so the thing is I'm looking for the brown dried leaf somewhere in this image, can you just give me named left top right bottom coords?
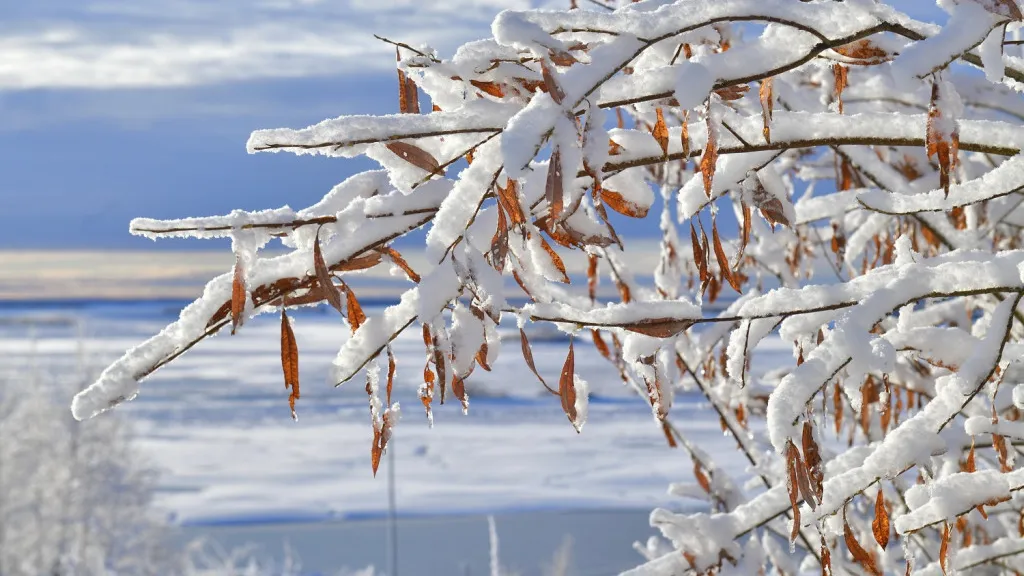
left=541, top=59, right=565, bottom=105
left=994, top=433, right=1012, bottom=472
left=599, top=188, right=649, bottom=218
left=690, top=222, right=708, bottom=284
left=802, top=422, right=823, bottom=501
left=497, top=178, right=526, bottom=226
left=452, top=374, right=468, bottom=412
left=231, top=255, right=246, bottom=334
left=759, top=77, right=773, bottom=143
left=845, top=510, right=882, bottom=576
left=386, top=345, right=396, bottom=406
left=751, top=176, right=791, bottom=228
left=714, top=84, right=748, bottom=101
left=559, top=338, right=579, bottom=431
left=699, top=117, right=718, bottom=198
left=592, top=329, right=611, bottom=360
left=966, top=437, right=976, bottom=473
left=539, top=236, right=571, bottom=283
left=618, top=318, right=693, bottom=338
left=873, top=488, right=890, bottom=550
left=314, top=234, right=345, bottom=315
left=821, top=537, right=833, bottom=576
left=587, top=254, right=599, bottom=302
left=652, top=108, right=669, bottom=157
left=381, top=247, right=421, bottom=283
left=786, top=443, right=801, bottom=543
left=345, top=284, right=366, bottom=334
left=789, top=441, right=816, bottom=511
left=940, top=522, right=950, bottom=575
left=336, top=252, right=384, bottom=272
left=491, top=204, right=509, bottom=273
left=546, top=148, right=564, bottom=221
left=281, top=308, right=300, bottom=420
left=397, top=54, right=420, bottom=114
left=386, top=141, right=442, bottom=176
left=712, top=218, right=740, bottom=292
left=834, top=39, right=895, bottom=64
left=521, top=328, right=558, bottom=395
left=693, top=459, right=711, bottom=493
left=832, top=64, right=848, bottom=114
left=661, top=420, right=678, bottom=447
left=470, top=79, right=505, bottom=98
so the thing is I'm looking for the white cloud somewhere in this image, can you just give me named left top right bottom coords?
left=0, top=0, right=536, bottom=90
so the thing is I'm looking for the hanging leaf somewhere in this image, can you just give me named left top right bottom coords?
left=452, top=374, right=469, bottom=412
left=834, top=39, right=894, bottom=64
left=786, top=442, right=802, bottom=543
left=470, top=79, right=505, bottom=98
left=821, top=536, right=833, bottom=576
left=844, top=508, right=882, bottom=576
left=661, top=420, right=678, bottom=447
left=681, top=110, right=691, bottom=160
left=559, top=337, right=580, bottom=431
left=345, top=284, right=366, bottom=334
left=281, top=308, right=300, bottom=420
left=832, top=64, right=848, bottom=114
left=872, top=488, right=890, bottom=550
left=337, top=251, right=384, bottom=272
left=396, top=49, right=420, bottom=114
left=940, top=521, right=950, bottom=575
left=587, top=253, right=599, bottom=302
left=759, top=77, right=774, bottom=143
left=380, top=247, right=421, bottom=283
left=592, top=329, right=611, bottom=360
left=652, top=108, right=670, bottom=157
left=699, top=115, right=718, bottom=198
left=539, top=236, right=571, bottom=283
left=386, top=142, right=442, bottom=176
left=314, top=233, right=345, bottom=315
left=926, top=81, right=959, bottom=198
left=712, top=217, right=740, bottom=292
left=231, top=255, right=246, bottom=335
left=386, top=345, right=396, bottom=406
left=693, top=458, right=712, bottom=493
left=521, top=328, right=558, bottom=395
left=802, top=422, right=823, bottom=501
left=966, top=437, right=976, bottom=472
left=497, top=178, right=526, bottom=226
left=541, top=59, right=565, bottom=105
left=546, top=148, right=564, bottom=221
left=599, top=188, right=649, bottom=218
left=751, top=176, right=791, bottom=228
left=490, top=204, right=509, bottom=273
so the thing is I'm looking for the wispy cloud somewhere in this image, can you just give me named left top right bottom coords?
left=0, top=0, right=535, bottom=90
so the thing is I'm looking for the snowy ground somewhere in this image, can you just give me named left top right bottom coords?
left=0, top=300, right=792, bottom=574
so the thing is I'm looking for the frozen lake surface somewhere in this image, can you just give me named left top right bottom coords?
left=0, top=299, right=789, bottom=574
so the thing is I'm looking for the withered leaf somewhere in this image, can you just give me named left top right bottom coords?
left=281, top=308, right=300, bottom=420
left=386, top=345, right=396, bottom=406
left=789, top=441, right=816, bottom=511
left=490, top=204, right=509, bottom=273
left=681, top=110, right=691, bottom=161
left=521, top=328, right=558, bottom=395
left=620, top=318, right=693, bottom=338
left=652, top=108, right=670, bottom=157
left=231, top=255, right=246, bottom=334
left=587, top=253, right=599, bottom=302
left=873, top=488, right=890, bottom=550
left=845, top=509, right=882, bottom=576
left=714, top=84, right=748, bottom=101
left=559, top=337, right=579, bottom=431
left=759, top=77, right=773, bottom=143
left=661, top=420, right=678, bottom=447
left=546, top=148, right=564, bottom=221
left=498, top=178, right=526, bottom=226
left=786, top=442, right=802, bottom=543
left=397, top=52, right=420, bottom=114
left=833, top=64, right=848, bottom=114
left=381, top=247, right=421, bottom=283
left=345, top=284, right=366, bottom=334
left=592, top=329, right=611, bottom=360
left=693, top=459, right=711, bottom=493
left=712, top=218, right=740, bottom=292
left=940, top=521, right=950, bottom=575
left=699, top=115, right=718, bottom=198
left=752, top=176, right=791, bottom=228
left=314, top=233, right=345, bottom=315
left=470, top=79, right=505, bottom=98
left=966, top=437, right=976, bottom=473
left=600, top=188, right=649, bottom=218
left=541, top=59, right=565, bottom=105
left=834, top=39, right=894, bottom=64
left=539, top=235, right=571, bottom=283
left=977, top=0, right=1023, bottom=21
left=386, top=142, right=442, bottom=176
left=690, top=222, right=708, bottom=284
left=336, top=251, right=384, bottom=272
left=452, top=374, right=468, bottom=412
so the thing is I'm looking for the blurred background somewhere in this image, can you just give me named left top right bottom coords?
left=0, top=0, right=943, bottom=574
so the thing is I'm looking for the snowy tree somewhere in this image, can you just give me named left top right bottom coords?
left=0, top=338, right=172, bottom=575
left=72, top=0, right=1024, bottom=573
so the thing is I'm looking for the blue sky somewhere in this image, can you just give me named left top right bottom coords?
left=0, top=0, right=943, bottom=249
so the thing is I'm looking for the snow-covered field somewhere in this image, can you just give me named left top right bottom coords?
left=0, top=300, right=791, bottom=574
